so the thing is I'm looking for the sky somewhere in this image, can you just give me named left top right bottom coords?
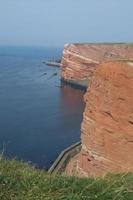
left=0, top=0, right=133, bottom=47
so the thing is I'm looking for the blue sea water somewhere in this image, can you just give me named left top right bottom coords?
left=0, top=46, right=85, bottom=169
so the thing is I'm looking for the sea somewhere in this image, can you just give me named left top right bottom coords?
left=0, top=46, right=85, bottom=169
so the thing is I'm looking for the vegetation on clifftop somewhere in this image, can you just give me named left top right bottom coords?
left=0, top=156, right=133, bottom=200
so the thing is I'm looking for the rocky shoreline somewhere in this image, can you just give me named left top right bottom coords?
left=42, top=59, right=61, bottom=67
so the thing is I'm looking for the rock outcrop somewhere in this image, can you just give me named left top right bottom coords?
left=73, top=61, right=133, bottom=177
left=61, top=44, right=133, bottom=88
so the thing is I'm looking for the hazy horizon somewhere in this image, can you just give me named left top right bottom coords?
left=0, top=0, right=133, bottom=47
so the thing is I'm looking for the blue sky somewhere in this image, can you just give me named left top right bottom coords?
left=0, top=0, right=133, bottom=47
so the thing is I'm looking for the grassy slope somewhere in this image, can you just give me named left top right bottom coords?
left=0, top=157, right=133, bottom=200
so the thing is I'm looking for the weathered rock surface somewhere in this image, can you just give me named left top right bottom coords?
left=61, top=44, right=133, bottom=88
left=73, top=61, right=133, bottom=177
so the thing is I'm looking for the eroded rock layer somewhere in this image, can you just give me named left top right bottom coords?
left=77, top=61, right=133, bottom=177
left=61, top=44, right=133, bottom=87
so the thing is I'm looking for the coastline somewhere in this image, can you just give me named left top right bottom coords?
left=61, top=78, right=87, bottom=91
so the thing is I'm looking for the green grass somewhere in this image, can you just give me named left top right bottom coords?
left=0, top=156, right=133, bottom=200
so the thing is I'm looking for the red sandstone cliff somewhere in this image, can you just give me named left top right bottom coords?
left=70, top=61, right=133, bottom=177
left=61, top=44, right=133, bottom=87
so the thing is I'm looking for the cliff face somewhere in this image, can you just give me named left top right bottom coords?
left=61, top=44, right=133, bottom=88
left=76, top=61, right=133, bottom=177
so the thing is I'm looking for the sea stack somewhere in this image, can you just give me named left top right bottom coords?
left=72, top=61, right=133, bottom=177
left=61, top=44, right=133, bottom=88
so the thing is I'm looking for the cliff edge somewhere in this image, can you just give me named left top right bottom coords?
left=61, top=43, right=133, bottom=88
left=66, top=61, right=133, bottom=177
